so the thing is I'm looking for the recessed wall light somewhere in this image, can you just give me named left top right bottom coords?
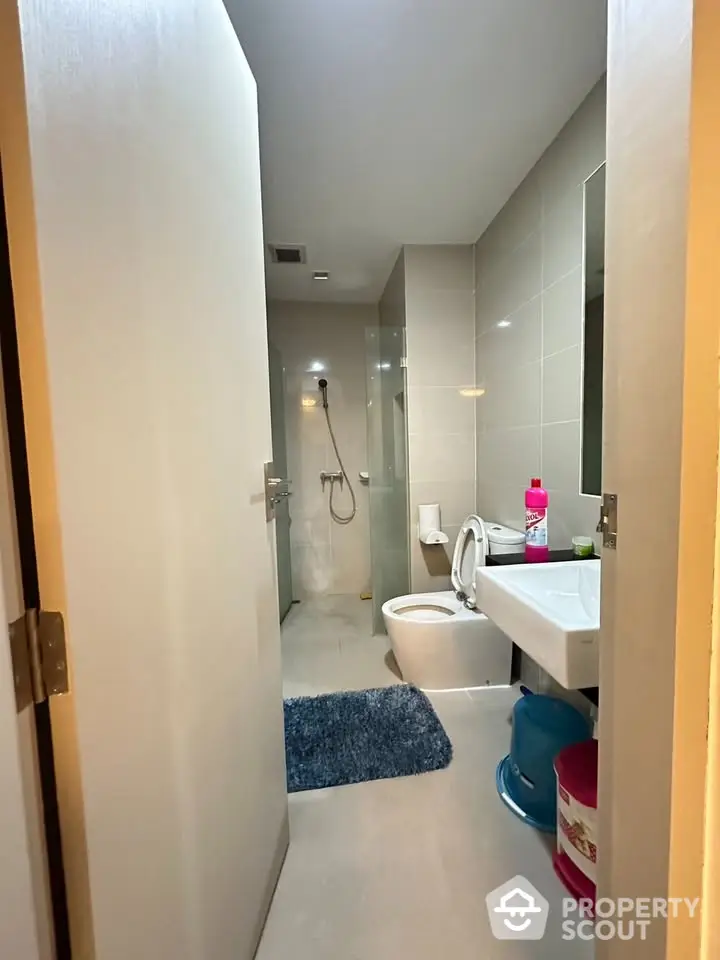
left=313, top=271, right=330, bottom=281
left=497, top=319, right=512, bottom=329
left=459, top=388, right=486, bottom=398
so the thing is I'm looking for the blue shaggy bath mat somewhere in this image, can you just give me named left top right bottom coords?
left=284, top=684, right=453, bottom=793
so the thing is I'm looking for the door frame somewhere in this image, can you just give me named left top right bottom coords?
left=599, top=1, right=720, bottom=958
left=0, top=167, right=71, bottom=958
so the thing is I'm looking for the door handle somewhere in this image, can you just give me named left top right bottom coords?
left=264, top=462, right=293, bottom=521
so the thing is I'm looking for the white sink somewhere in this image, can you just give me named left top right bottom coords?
left=475, top=560, right=600, bottom=689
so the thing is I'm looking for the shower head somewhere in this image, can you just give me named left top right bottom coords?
left=318, top=378, right=328, bottom=408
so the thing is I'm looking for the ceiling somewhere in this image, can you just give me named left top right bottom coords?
left=227, top=0, right=607, bottom=304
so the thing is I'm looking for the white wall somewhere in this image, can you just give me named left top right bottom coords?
left=474, top=80, right=606, bottom=546
left=2, top=1, right=288, bottom=956
left=267, top=301, right=376, bottom=598
left=404, top=245, right=476, bottom=592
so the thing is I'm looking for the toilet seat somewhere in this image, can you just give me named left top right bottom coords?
left=383, top=591, right=475, bottom=624
left=450, top=515, right=487, bottom=608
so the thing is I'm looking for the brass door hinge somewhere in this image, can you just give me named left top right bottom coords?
left=596, top=492, right=618, bottom=549
left=9, top=610, right=69, bottom=713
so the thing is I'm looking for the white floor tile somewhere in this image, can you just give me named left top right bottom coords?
left=259, top=595, right=593, bottom=959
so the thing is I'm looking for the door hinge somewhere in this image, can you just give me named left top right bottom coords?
left=9, top=609, right=69, bottom=713
left=596, top=492, right=618, bottom=549
left=400, top=357, right=408, bottom=369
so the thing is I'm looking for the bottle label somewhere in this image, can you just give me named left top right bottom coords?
left=525, top=507, right=548, bottom=547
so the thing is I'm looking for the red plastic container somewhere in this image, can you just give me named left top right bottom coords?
left=525, top=478, right=549, bottom=562
left=553, top=739, right=599, bottom=911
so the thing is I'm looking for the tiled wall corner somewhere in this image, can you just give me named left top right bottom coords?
left=404, top=244, right=476, bottom=592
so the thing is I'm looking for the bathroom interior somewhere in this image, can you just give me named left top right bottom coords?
left=243, top=2, right=609, bottom=954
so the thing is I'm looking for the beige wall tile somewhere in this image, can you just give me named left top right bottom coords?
left=542, top=184, right=584, bottom=287
left=410, top=523, right=460, bottom=593
left=475, top=80, right=605, bottom=551
left=476, top=296, right=542, bottom=375
left=405, top=288, right=475, bottom=386
left=409, top=480, right=476, bottom=527
left=546, top=490, right=600, bottom=548
left=481, top=359, right=541, bottom=430
left=482, top=167, right=543, bottom=261
left=542, top=345, right=582, bottom=423
left=407, top=386, right=476, bottom=436
left=382, top=245, right=475, bottom=608
left=478, top=426, right=541, bottom=492
left=474, top=279, right=499, bottom=337
left=404, top=244, right=475, bottom=291
left=542, top=267, right=583, bottom=356
left=473, top=229, right=497, bottom=291
left=408, top=432, right=475, bottom=484
left=484, top=229, right=542, bottom=322
left=477, top=482, right=527, bottom=533
left=379, top=251, right=406, bottom=327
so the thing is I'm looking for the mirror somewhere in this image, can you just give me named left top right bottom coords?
left=581, top=163, right=605, bottom=497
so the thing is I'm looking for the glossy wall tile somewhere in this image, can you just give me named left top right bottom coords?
left=403, top=245, right=476, bottom=593
left=474, top=79, right=606, bottom=546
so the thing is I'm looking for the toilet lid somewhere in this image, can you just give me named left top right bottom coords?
left=451, top=515, right=486, bottom=608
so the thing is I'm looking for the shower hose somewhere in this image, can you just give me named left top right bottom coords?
left=323, top=404, right=357, bottom=524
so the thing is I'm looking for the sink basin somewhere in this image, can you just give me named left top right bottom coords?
left=475, top=560, right=600, bottom=689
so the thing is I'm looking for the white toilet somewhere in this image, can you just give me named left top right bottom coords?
left=382, top=517, right=523, bottom=691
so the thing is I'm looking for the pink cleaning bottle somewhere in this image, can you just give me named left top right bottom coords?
left=525, top=477, right=549, bottom=562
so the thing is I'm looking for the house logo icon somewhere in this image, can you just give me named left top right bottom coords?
left=485, top=875, right=550, bottom=940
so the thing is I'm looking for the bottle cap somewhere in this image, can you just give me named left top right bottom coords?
left=531, top=477, right=542, bottom=488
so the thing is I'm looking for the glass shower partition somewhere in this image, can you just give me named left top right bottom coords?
left=268, top=341, right=294, bottom=622
left=365, top=326, right=410, bottom=633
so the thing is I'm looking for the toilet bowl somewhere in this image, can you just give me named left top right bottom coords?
left=382, top=517, right=522, bottom=691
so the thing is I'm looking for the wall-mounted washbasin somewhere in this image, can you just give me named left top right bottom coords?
left=475, top=560, right=600, bottom=689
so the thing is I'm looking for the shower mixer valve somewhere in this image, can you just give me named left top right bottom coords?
left=320, top=471, right=344, bottom=490
left=317, top=379, right=357, bottom=523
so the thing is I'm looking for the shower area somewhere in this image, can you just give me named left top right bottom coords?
left=365, top=326, right=410, bottom=632
left=266, top=301, right=409, bottom=645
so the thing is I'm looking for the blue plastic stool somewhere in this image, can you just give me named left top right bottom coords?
left=497, top=690, right=592, bottom=832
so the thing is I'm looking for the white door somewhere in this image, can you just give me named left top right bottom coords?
left=598, top=2, right=717, bottom=959
left=1, top=1, right=289, bottom=958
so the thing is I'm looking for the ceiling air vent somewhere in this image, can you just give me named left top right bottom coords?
left=267, top=243, right=307, bottom=265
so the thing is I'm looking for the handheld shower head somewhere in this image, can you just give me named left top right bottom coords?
left=318, top=378, right=328, bottom=408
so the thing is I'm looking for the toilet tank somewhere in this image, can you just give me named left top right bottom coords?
left=486, top=522, right=524, bottom=555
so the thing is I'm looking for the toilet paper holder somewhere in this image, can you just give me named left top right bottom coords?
left=418, top=529, right=450, bottom=545
left=417, top=503, right=449, bottom=545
